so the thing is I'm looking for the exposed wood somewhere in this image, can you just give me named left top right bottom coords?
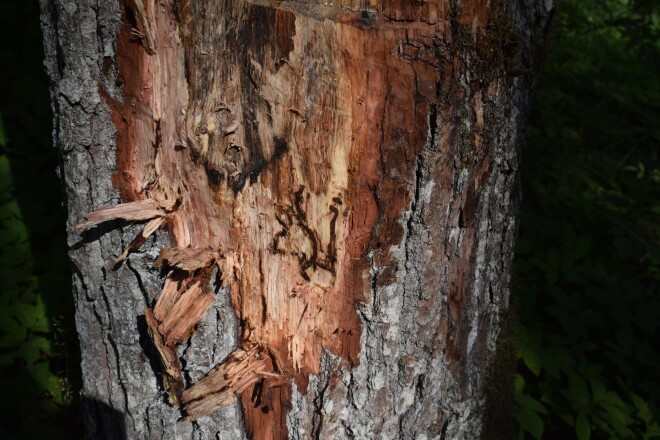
left=152, top=274, right=185, bottom=321
left=74, top=198, right=171, bottom=230
left=145, top=307, right=184, bottom=406
left=126, top=0, right=157, bottom=55
left=155, top=247, right=220, bottom=272
left=182, top=346, right=287, bottom=420
left=41, top=0, right=553, bottom=437
left=85, top=0, right=523, bottom=435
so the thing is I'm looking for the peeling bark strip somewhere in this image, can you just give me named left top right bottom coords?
left=43, top=0, right=551, bottom=437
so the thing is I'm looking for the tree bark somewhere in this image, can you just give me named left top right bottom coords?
left=40, top=0, right=552, bottom=438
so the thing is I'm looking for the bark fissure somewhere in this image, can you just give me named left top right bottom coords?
left=107, top=331, right=138, bottom=431
left=309, top=358, right=330, bottom=440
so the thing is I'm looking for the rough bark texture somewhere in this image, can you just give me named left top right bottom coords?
left=40, top=0, right=552, bottom=438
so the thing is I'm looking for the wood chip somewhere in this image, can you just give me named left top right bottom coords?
left=158, top=281, right=215, bottom=345
left=153, top=275, right=182, bottom=322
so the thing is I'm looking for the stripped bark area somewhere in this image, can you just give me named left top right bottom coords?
left=54, top=0, right=552, bottom=437
left=89, top=0, right=490, bottom=435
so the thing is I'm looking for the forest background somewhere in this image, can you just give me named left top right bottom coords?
left=0, top=0, right=657, bottom=439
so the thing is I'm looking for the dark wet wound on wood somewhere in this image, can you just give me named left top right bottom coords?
left=76, top=0, right=491, bottom=438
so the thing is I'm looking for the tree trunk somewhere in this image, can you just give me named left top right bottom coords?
left=40, top=0, right=552, bottom=438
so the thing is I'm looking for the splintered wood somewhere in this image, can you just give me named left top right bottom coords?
left=145, top=308, right=183, bottom=405
left=155, top=247, right=220, bottom=272
left=115, top=217, right=165, bottom=265
left=182, top=346, right=286, bottom=420
left=75, top=199, right=169, bottom=230
left=86, top=0, right=493, bottom=437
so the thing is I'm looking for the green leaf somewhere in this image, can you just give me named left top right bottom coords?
left=27, top=361, right=63, bottom=404
left=14, top=296, right=50, bottom=332
left=565, top=372, right=590, bottom=407
left=516, top=407, right=545, bottom=439
left=589, top=376, right=607, bottom=402
left=517, top=394, right=548, bottom=415
left=631, top=393, right=652, bottom=424
left=599, top=391, right=632, bottom=426
left=574, top=236, right=592, bottom=258
left=576, top=411, right=591, bottom=440
left=0, top=316, right=27, bottom=350
left=520, top=348, right=542, bottom=377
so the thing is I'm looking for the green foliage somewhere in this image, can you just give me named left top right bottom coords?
left=515, top=0, right=660, bottom=438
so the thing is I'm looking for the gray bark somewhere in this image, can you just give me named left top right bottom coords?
left=39, top=2, right=244, bottom=438
left=40, top=0, right=553, bottom=438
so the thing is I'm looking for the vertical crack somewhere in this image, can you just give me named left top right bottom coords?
left=126, top=257, right=151, bottom=306
left=310, top=360, right=331, bottom=440
left=110, top=335, right=137, bottom=431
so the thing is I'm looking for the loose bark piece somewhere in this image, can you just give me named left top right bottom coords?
left=155, top=247, right=219, bottom=272
left=145, top=308, right=184, bottom=406
left=114, top=216, right=166, bottom=265
left=75, top=199, right=166, bottom=230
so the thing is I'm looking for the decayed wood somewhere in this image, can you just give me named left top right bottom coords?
left=42, top=0, right=552, bottom=436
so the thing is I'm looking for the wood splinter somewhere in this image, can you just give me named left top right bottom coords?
left=75, top=198, right=172, bottom=230
left=145, top=266, right=218, bottom=405
left=114, top=217, right=165, bottom=265
left=144, top=246, right=242, bottom=408
left=182, top=345, right=287, bottom=420
left=145, top=307, right=183, bottom=405
left=75, top=197, right=179, bottom=267
left=145, top=245, right=286, bottom=420
left=155, top=246, right=221, bottom=272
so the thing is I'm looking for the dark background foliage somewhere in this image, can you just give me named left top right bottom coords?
left=0, top=1, right=657, bottom=439
left=514, top=0, right=659, bottom=438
